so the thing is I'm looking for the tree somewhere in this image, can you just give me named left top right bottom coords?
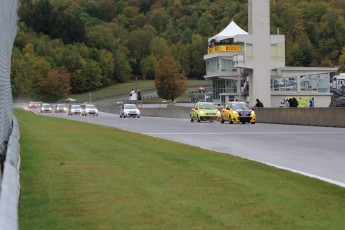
left=154, top=56, right=187, bottom=102
left=23, top=0, right=53, bottom=35
left=186, top=34, right=207, bottom=78
left=148, top=8, right=169, bottom=33
left=337, top=47, right=345, bottom=73
left=70, top=59, right=102, bottom=93
left=49, top=10, right=86, bottom=44
left=61, top=44, right=84, bottom=72
left=149, top=37, right=170, bottom=59
left=81, top=59, right=102, bottom=90
left=23, top=0, right=86, bottom=44
left=140, top=55, right=157, bottom=80
left=86, top=25, right=118, bottom=51
left=113, top=51, right=131, bottom=83
left=11, top=44, right=51, bottom=100
left=127, top=26, right=156, bottom=74
left=35, top=67, right=71, bottom=102
left=99, top=49, right=115, bottom=85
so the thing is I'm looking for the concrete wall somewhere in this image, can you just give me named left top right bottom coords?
left=97, top=104, right=191, bottom=119
left=98, top=104, right=345, bottom=127
left=253, top=108, right=345, bottom=127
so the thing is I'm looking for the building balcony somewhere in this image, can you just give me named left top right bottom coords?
left=207, top=44, right=244, bottom=54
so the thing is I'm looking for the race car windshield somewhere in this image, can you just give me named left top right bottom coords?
left=125, top=104, right=138, bottom=109
left=199, top=103, right=216, bottom=110
left=231, top=103, right=250, bottom=110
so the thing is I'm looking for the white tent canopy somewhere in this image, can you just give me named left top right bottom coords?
left=208, top=21, right=248, bottom=43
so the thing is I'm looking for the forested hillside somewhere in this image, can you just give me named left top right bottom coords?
left=12, top=0, right=345, bottom=101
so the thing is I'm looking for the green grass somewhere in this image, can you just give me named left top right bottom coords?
left=16, top=108, right=345, bottom=230
left=69, top=80, right=212, bottom=103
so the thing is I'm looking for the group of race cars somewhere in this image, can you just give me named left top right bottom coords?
left=28, top=101, right=99, bottom=116
left=29, top=100, right=255, bottom=123
left=190, top=101, right=256, bottom=124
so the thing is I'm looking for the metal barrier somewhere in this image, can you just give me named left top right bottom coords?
left=0, top=117, right=20, bottom=230
left=0, top=0, right=20, bottom=229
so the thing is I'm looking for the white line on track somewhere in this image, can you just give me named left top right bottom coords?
left=144, top=131, right=345, bottom=135
left=264, top=163, right=345, bottom=188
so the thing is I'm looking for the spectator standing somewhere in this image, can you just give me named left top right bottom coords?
left=284, top=98, right=290, bottom=108
left=137, top=90, right=142, bottom=107
left=291, top=97, right=299, bottom=107
left=129, top=89, right=137, bottom=102
left=129, top=89, right=135, bottom=97
left=309, top=97, right=314, bottom=108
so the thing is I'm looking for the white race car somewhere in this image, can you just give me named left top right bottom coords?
left=119, top=104, right=140, bottom=118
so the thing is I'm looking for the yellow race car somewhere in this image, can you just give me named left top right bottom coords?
left=221, top=101, right=256, bottom=124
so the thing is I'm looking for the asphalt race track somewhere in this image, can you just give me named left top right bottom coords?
left=30, top=108, right=345, bottom=187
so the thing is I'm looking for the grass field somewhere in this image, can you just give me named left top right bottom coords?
left=16, top=109, right=345, bottom=229
left=70, top=80, right=212, bottom=103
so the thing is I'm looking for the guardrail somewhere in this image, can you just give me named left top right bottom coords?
left=0, top=117, right=20, bottom=230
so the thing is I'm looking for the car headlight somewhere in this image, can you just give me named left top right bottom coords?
left=233, top=111, right=238, bottom=114
left=251, top=111, right=255, bottom=115
left=199, top=110, right=205, bottom=114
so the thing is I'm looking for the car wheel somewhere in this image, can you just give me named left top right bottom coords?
left=221, top=116, right=225, bottom=123
left=251, top=122, right=256, bottom=124
left=190, top=115, right=194, bottom=122
left=242, top=121, right=246, bottom=124
left=229, top=116, right=233, bottom=124
left=197, top=115, right=201, bottom=122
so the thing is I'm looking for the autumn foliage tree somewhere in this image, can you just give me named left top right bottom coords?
left=154, top=56, right=187, bottom=102
left=337, top=47, right=345, bottom=73
left=35, top=67, right=71, bottom=102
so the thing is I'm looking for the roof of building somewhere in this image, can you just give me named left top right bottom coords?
left=208, top=21, right=248, bottom=43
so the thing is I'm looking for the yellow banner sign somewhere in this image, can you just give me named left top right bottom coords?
left=208, top=45, right=241, bottom=54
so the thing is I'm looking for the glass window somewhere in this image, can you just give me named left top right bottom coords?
left=271, top=43, right=284, bottom=62
left=318, top=74, right=330, bottom=93
left=246, top=44, right=253, bottom=62
left=220, top=59, right=234, bottom=72
left=300, top=73, right=329, bottom=93
left=206, top=59, right=219, bottom=75
left=271, top=77, right=297, bottom=92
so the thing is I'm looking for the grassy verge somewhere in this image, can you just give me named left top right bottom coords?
left=16, top=109, right=345, bottom=229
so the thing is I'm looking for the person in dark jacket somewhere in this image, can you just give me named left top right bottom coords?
left=253, top=99, right=264, bottom=108
left=291, top=97, right=299, bottom=107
